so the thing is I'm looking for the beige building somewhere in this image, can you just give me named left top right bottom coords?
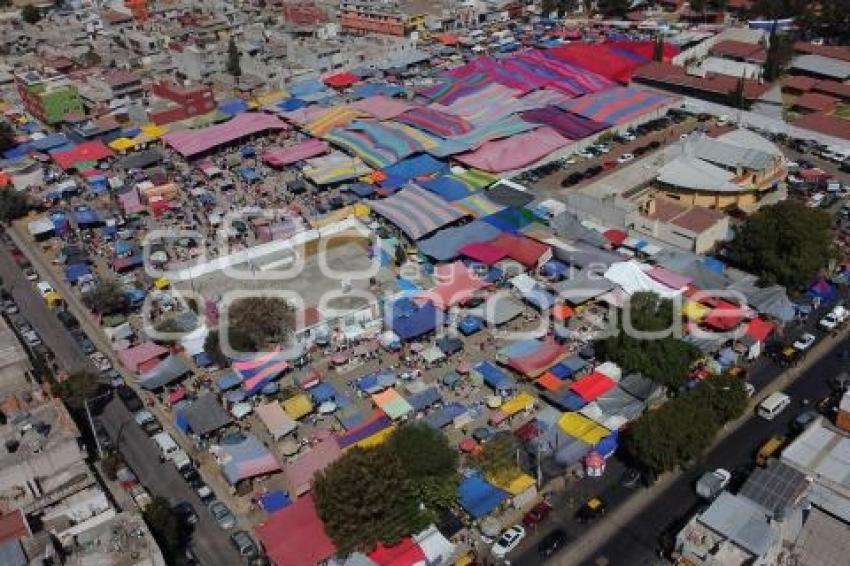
left=627, top=196, right=730, bottom=254
left=0, top=317, right=34, bottom=397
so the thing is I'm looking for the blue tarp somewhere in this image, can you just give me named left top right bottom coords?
left=348, top=183, right=375, bottom=198
left=548, top=362, right=573, bottom=380
left=241, top=145, right=256, bottom=157
left=383, top=155, right=450, bottom=181
left=217, top=371, right=243, bottom=391
left=65, top=263, right=91, bottom=283
left=31, top=133, right=70, bottom=151
left=475, top=361, right=515, bottom=392
left=219, top=99, right=250, bottom=115
left=481, top=207, right=535, bottom=234
left=407, top=386, right=442, bottom=412
left=352, top=83, right=406, bottom=99
left=419, top=175, right=475, bottom=202
left=541, top=260, right=568, bottom=279
left=355, top=369, right=397, bottom=394
left=290, top=79, right=327, bottom=97
left=542, top=389, right=587, bottom=411
left=74, top=208, right=101, bottom=227
left=523, top=286, right=556, bottom=311
left=458, top=473, right=509, bottom=519
left=458, top=316, right=483, bottom=336
left=125, top=288, right=146, bottom=304
left=259, top=490, right=292, bottom=514
left=277, top=98, right=307, bottom=111
left=193, top=351, right=214, bottom=367
left=240, top=168, right=261, bottom=182
left=114, top=240, right=135, bottom=255
left=702, top=257, right=725, bottom=273
left=809, top=278, right=837, bottom=302
left=226, top=389, right=248, bottom=403
left=3, top=144, right=31, bottom=161
left=424, top=402, right=467, bottom=428
left=388, top=300, right=440, bottom=341
left=596, top=431, right=619, bottom=457
left=417, top=220, right=502, bottom=262
left=121, top=127, right=142, bottom=138
left=310, top=382, right=338, bottom=404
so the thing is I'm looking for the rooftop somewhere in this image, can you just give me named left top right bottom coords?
left=791, top=507, right=850, bottom=566
left=669, top=205, right=726, bottom=233
left=793, top=112, right=850, bottom=140
left=689, top=134, right=777, bottom=171
left=0, top=317, right=31, bottom=372
left=782, top=417, right=850, bottom=495
left=711, top=40, right=767, bottom=63
left=62, top=511, right=166, bottom=566
left=657, top=154, right=741, bottom=193
left=738, top=460, right=809, bottom=518
left=794, top=92, right=839, bottom=112
left=791, top=54, right=850, bottom=80
left=697, top=491, right=776, bottom=557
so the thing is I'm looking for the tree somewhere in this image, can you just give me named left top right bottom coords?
left=0, top=189, right=30, bottom=223
left=728, top=75, right=747, bottom=109
left=203, top=327, right=257, bottom=364
left=227, top=296, right=294, bottom=349
left=314, top=446, right=430, bottom=553
left=0, top=121, right=14, bottom=152
left=597, top=0, right=631, bottom=17
left=653, top=35, right=665, bottom=62
left=691, top=374, right=748, bottom=424
left=226, top=37, right=241, bottom=83
left=82, top=279, right=128, bottom=315
left=21, top=4, right=41, bottom=24
left=763, top=23, right=793, bottom=81
left=143, top=497, right=184, bottom=561
left=727, top=200, right=836, bottom=290
left=53, top=371, right=100, bottom=411
left=389, top=424, right=459, bottom=511
left=393, top=244, right=406, bottom=267
left=477, top=432, right=520, bottom=485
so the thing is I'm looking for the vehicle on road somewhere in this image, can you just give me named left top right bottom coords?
left=791, top=409, right=819, bottom=433
left=695, top=468, right=731, bottom=499
left=620, top=468, right=643, bottom=489
left=819, top=306, right=847, bottom=331
left=522, top=500, right=552, bottom=529
left=209, top=500, right=237, bottom=530
left=758, top=392, right=792, bottom=420
left=756, top=435, right=787, bottom=466
left=133, top=409, right=162, bottom=435
left=793, top=333, right=816, bottom=351
left=89, top=351, right=112, bottom=372
left=22, top=329, right=42, bottom=347
left=2, top=299, right=18, bottom=314
left=117, top=385, right=143, bottom=412
left=56, top=310, right=79, bottom=330
left=173, top=500, right=199, bottom=526
left=744, top=382, right=756, bottom=398
left=35, top=281, right=54, bottom=297
left=576, top=497, right=607, bottom=523
left=538, top=529, right=568, bottom=558
left=153, top=432, right=180, bottom=462
left=617, top=153, right=635, bottom=163
left=230, top=531, right=260, bottom=561
left=72, top=329, right=96, bottom=354
left=491, top=525, right=526, bottom=558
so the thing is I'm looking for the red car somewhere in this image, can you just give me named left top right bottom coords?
left=522, top=500, right=552, bottom=529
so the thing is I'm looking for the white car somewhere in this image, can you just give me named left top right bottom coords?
left=695, top=468, right=732, bottom=499
left=819, top=306, right=847, bottom=331
left=491, top=525, right=526, bottom=559
left=617, top=153, right=635, bottom=163
left=89, top=352, right=113, bottom=372
left=744, top=382, right=755, bottom=398
left=35, top=281, right=54, bottom=297
left=22, top=330, right=41, bottom=347
left=793, top=333, right=816, bottom=351
left=576, top=149, right=595, bottom=159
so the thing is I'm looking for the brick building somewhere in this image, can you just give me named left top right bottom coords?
left=147, top=79, right=215, bottom=125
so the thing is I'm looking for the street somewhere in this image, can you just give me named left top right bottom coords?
left=510, top=327, right=847, bottom=566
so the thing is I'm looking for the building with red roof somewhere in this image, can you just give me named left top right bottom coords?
left=0, top=510, right=31, bottom=545
left=255, top=494, right=336, bottom=566
left=793, top=92, right=839, bottom=114
left=633, top=62, right=770, bottom=104
left=794, top=112, right=850, bottom=141
left=794, top=42, right=850, bottom=63
left=710, top=40, right=767, bottom=64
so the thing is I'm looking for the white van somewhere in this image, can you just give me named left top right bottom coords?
left=171, top=449, right=192, bottom=472
left=152, top=432, right=179, bottom=461
left=758, top=392, right=791, bottom=420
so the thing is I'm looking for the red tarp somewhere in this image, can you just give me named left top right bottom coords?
left=324, top=71, right=360, bottom=89
left=490, top=233, right=550, bottom=268
left=422, top=261, right=490, bottom=310
left=606, top=40, right=680, bottom=63
left=508, top=340, right=568, bottom=378
left=548, top=43, right=641, bottom=84
left=603, top=229, right=627, bottom=246
left=255, top=494, right=336, bottom=566
left=745, top=318, right=774, bottom=342
left=459, top=241, right=508, bottom=265
left=370, top=537, right=426, bottom=566
left=570, top=371, right=616, bottom=402
left=51, top=140, right=114, bottom=170
left=703, top=300, right=744, bottom=331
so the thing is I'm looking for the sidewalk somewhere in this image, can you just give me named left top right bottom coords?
left=547, top=325, right=850, bottom=566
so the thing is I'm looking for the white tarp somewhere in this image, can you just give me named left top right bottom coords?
left=180, top=327, right=208, bottom=356
left=256, top=401, right=297, bottom=440
left=603, top=261, right=683, bottom=298
left=413, top=526, right=456, bottom=566
left=510, top=273, right=537, bottom=295
left=28, top=217, right=55, bottom=236
left=594, top=361, right=622, bottom=382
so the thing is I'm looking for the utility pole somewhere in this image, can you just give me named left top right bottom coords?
left=85, top=390, right=114, bottom=459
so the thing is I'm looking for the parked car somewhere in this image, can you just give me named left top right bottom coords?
left=2, top=299, right=18, bottom=314
left=89, top=352, right=113, bottom=372
left=117, top=385, right=143, bottom=412
left=230, top=531, right=260, bottom=561
left=72, top=329, right=96, bottom=354
left=819, top=306, right=847, bottom=331
left=791, top=409, right=819, bottom=433
left=209, top=500, right=237, bottom=530
left=133, top=409, right=162, bottom=435
left=491, top=525, right=526, bottom=559
left=576, top=497, right=607, bottom=523
left=756, top=435, right=786, bottom=466
left=522, top=500, right=552, bottom=529
left=57, top=310, right=79, bottom=330
left=22, top=330, right=42, bottom=347
left=617, top=153, right=635, bottom=163
left=538, top=529, right=568, bottom=558
left=35, top=281, right=54, bottom=297
left=194, top=480, right=215, bottom=504
left=793, top=333, right=816, bottom=351
left=620, top=468, right=643, bottom=489
left=173, top=501, right=199, bottom=526
left=695, top=468, right=731, bottom=499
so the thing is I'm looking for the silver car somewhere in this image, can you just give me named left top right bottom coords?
left=209, top=500, right=236, bottom=530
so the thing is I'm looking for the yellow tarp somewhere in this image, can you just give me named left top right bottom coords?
left=154, top=277, right=170, bottom=290
left=253, top=90, right=288, bottom=107
left=109, top=137, right=137, bottom=152
left=283, top=394, right=314, bottom=420
left=141, top=124, right=168, bottom=139
left=682, top=300, right=710, bottom=321
left=352, top=203, right=370, bottom=217
left=348, top=424, right=397, bottom=451
left=44, top=291, right=63, bottom=308
left=488, top=472, right=536, bottom=496
left=557, top=412, right=610, bottom=445
left=500, top=392, right=535, bottom=417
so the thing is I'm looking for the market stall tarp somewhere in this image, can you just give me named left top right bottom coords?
left=348, top=96, right=413, bottom=120
left=233, top=349, right=291, bottom=395
left=475, top=361, right=516, bottom=392
left=505, top=340, right=568, bottom=378
left=520, top=106, right=610, bottom=139
left=303, top=152, right=373, bottom=185
left=138, top=355, right=191, bottom=390
left=423, top=402, right=467, bottom=429
left=263, top=139, right=330, bottom=167
left=559, top=87, right=673, bottom=126
left=387, top=298, right=440, bottom=341
left=255, top=494, right=336, bottom=566
left=547, top=43, right=644, bottom=84
left=352, top=83, right=406, bottom=99
left=503, top=50, right=618, bottom=96
left=570, top=371, right=617, bottom=402
left=491, top=232, right=550, bottom=267
left=458, top=473, right=509, bottom=518
left=51, top=140, right=114, bottom=170
left=337, top=411, right=395, bottom=449
left=117, top=342, right=169, bottom=373
left=467, top=295, right=525, bottom=326
left=179, top=393, right=233, bottom=436
left=417, top=220, right=502, bottom=261
left=324, top=71, right=360, bottom=89
left=369, top=538, right=426, bottom=566
left=454, top=127, right=569, bottom=173
left=604, top=261, right=684, bottom=298
left=283, top=438, right=343, bottom=496
left=372, top=387, right=414, bottom=420
left=557, top=412, right=611, bottom=445
left=396, top=106, right=474, bottom=137
left=218, top=433, right=282, bottom=485
left=369, top=185, right=468, bottom=240
left=383, top=154, right=450, bottom=182
left=306, top=107, right=365, bottom=137
left=256, top=401, right=298, bottom=440
left=326, top=120, right=443, bottom=168
left=283, top=393, right=314, bottom=420
left=163, top=113, right=289, bottom=158
left=423, top=261, right=490, bottom=310
left=606, top=40, right=679, bottom=63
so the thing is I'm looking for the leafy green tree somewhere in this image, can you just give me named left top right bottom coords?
left=0, top=121, right=14, bottom=152
left=389, top=424, right=459, bottom=511
left=143, top=497, right=184, bottom=562
left=226, top=37, right=241, bottom=83
left=690, top=374, right=749, bottom=424
left=314, top=446, right=430, bottom=553
left=203, top=327, right=257, bottom=364
left=728, top=75, right=747, bottom=109
left=653, top=35, right=665, bottom=62
left=82, top=279, right=128, bottom=315
left=21, top=4, right=41, bottom=24
left=53, top=371, right=100, bottom=411
left=763, top=23, right=793, bottom=81
left=227, top=296, right=293, bottom=348
left=0, top=189, right=31, bottom=223
left=477, top=432, right=520, bottom=484
left=727, top=200, right=835, bottom=290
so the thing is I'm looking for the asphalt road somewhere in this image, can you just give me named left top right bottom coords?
left=510, top=326, right=845, bottom=566
left=97, top=396, right=242, bottom=566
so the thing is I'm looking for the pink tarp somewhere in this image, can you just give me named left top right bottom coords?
left=349, top=96, right=413, bottom=120
left=283, top=438, right=342, bottom=496
left=163, top=113, right=289, bottom=158
left=263, top=139, right=330, bottom=167
left=454, top=127, right=569, bottom=173
left=547, top=43, right=642, bottom=84
left=117, top=342, right=169, bottom=373
left=460, top=241, right=508, bottom=265
left=421, top=261, right=490, bottom=310
left=255, top=494, right=337, bottom=566
left=647, top=266, right=692, bottom=290
left=508, top=339, right=568, bottom=378
left=117, top=188, right=145, bottom=214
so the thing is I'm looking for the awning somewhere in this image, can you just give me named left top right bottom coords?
left=138, top=355, right=191, bottom=390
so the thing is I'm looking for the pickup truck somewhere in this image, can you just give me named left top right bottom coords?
left=695, top=468, right=731, bottom=499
